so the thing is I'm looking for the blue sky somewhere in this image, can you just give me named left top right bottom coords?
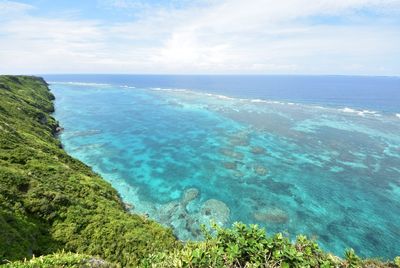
left=0, top=0, right=399, bottom=75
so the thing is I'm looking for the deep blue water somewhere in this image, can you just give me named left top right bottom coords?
left=44, top=74, right=400, bottom=114
left=47, top=75, right=400, bottom=259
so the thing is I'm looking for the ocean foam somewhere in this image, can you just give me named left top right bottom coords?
left=150, top=86, right=389, bottom=119
left=121, top=85, right=136, bottom=89
left=339, top=107, right=380, bottom=117
left=57, top=82, right=392, bottom=121
left=150, top=87, right=189, bottom=93
left=250, top=99, right=267, bottom=103
left=49, top=81, right=111, bottom=87
left=215, top=94, right=235, bottom=100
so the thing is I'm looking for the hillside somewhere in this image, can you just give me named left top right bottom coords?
left=0, top=76, right=177, bottom=266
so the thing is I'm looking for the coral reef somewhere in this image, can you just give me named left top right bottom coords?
left=223, top=162, right=237, bottom=170
left=201, top=199, right=231, bottom=226
left=253, top=207, right=289, bottom=224
left=251, top=146, right=266, bottom=154
left=220, top=148, right=244, bottom=160
left=182, top=188, right=199, bottom=206
left=254, top=164, right=268, bottom=176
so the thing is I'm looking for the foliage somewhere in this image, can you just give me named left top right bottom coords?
left=0, top=76, right=177, bottom=267
left=1, top=251, right=112, bottom=268
left=142, top=222, right=399, bottom=268
left=344, top=249, right=361, bottom=267
left=395, top=257, right=400, bottom=267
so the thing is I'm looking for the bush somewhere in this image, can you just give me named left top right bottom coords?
left=142, top=223, right=398, bottom=268
left=2, top=251, right=112, bottom=268
left=394, top=256, right=400, bottom=267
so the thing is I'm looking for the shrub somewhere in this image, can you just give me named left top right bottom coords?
left=2, top=251, right=112, bottom=268
left=142, top=223, right=399, bottom=268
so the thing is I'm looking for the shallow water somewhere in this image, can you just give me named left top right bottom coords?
left=51, top=82, right=400, bottom=259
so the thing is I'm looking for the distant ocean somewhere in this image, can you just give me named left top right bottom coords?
left=44, top=74, right=400, bottom=114
left=46, top=75, right=400, bottom=259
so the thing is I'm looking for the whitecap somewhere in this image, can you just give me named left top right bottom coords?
left=216, top=94, right=234, bottom=100
left=150, top=87, right=188, bottom=93
left=146, top=87, right=385, bottom=118
left=340, top=107, right=358, bottom=113
left=121, top=85, right=136, bottom=89
left=250, top=99, right=267, bottom=103
left=339, top=107, right=380, bottom=117
left=49, top=81, right=111, bottom=87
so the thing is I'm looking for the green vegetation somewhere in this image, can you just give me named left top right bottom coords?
left=2, top=251, right=112, bottom=268
left=0, top=76, right=177, bottom=267
left=142, top=223, right=399, bottom=268
left=0, top=75, right=399, bottom=268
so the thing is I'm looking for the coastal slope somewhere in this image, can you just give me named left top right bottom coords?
left=0, top=75, right=177, bottom=266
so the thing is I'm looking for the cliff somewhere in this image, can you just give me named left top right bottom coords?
left=0, top=76, right=177, bottom=267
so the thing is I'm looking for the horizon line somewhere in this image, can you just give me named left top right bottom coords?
left=6, top=73, right=399, bottom=78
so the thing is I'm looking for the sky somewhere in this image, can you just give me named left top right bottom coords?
left=0, top=0, right=399, bottom=75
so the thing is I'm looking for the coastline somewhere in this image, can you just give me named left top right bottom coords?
left=0, top=75, right=177, bottom=266
left=1, top=75, right=399, bottom=267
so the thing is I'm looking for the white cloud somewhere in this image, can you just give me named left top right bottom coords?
left=99, top=0, right=149, bottom=9
left=0, top=0, right=399, bottom=74
left=0, top=0, right=33, bottom=16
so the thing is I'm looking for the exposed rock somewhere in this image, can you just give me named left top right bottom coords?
left=86, top=257, right=110, bottom=268
left=251, top=146, right=266, bottom=154
left=253, top=207, right=288, bottom=224
left=38, top=113, right=47, bottom=124
left=55, top=126, right=64, bottom=133
left=201, top=199, right=230, bottom=225
left=123, top=202, right=134, bottom=212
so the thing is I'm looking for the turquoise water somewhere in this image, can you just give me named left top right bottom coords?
left=51, top=82, right=400, bottom=259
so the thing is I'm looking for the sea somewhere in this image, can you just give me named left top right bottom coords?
left=44, top=74, right=400, bottom=259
